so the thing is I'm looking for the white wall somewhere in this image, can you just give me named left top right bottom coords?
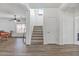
left=58, top=10, right=63, bottom=44
left=43, top=8, right=59, bottom=44
left=34, top=14, right=43, bottom=26
left=63, top=11, right=74, bottom=44
left=75, top=16, right=79, bottom=45
left=0, top=19, right=16, bottom=32
left=30, top=9, right=43, bottom=26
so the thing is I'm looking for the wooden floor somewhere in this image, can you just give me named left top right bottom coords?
left=0, top=38, right=79, bottom=56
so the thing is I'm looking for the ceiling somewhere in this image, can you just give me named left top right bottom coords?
left=60, top=3, right=79, bottom=12
left=28, top=3, right=62, bottom=8
left=0, top=3, right=28, bottom=18
left=0, top=3, right=79, bottom=20
left=0, top=3, right=79, bottom=16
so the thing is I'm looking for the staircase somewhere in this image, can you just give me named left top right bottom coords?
left=31, top=26, right=43, bottom=45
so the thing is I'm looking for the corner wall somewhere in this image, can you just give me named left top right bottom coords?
left=59, top=10, right=74, bottom=44
left=26, top=10, right=31, bottom=45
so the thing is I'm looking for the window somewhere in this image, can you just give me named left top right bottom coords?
left=38, top=9, right=43, bottom=15
left=30, top=9, right=44, bottom=16
left=16, top=23, right=26, bottom=33
left=30, top=9, right=35, bottom=16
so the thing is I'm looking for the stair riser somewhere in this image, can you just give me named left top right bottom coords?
left=33, top=31, right=43, bottom=33
left=32, top=36, right=43, bottom=38
left=32, top=34, right=43, bottom=35
left=32, top=35, right=43, bottom=36
left=31, top=40, right=43, bottom=41
left=32, top=33, right=43, bottom=35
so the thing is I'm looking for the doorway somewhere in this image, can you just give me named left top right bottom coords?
left=30, top=9, right=44, bottom=45
left=74, top=16, right=79, bottom=45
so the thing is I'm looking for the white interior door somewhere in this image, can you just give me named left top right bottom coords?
left=44, top=17, right=58, bottom=44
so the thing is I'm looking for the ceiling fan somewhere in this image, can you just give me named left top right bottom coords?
left=9, top=15, right=20, bottom=22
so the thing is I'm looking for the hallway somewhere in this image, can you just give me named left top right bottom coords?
left=0, top=38, right=79, bottom=56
